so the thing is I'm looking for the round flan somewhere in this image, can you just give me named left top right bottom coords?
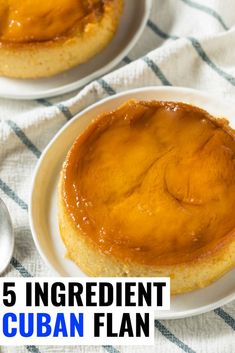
left=58, top=100, right=235, bottom=294
left=0, top=0, right=123, bottom=78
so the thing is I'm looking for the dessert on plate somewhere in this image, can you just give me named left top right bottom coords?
left=58, top=99, right=235, bottom=294
left=0, top=0, right=123, bottom=78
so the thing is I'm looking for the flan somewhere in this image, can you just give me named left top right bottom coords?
left=58, top=100, right=235, bottom=294
left=0, top=0, right=123, bottom=78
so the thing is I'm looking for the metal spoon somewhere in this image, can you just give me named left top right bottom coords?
left=0, top=198, right=14, bottom=274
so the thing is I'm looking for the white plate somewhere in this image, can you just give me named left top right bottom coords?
left=0, top=0, right=151, bottom=100
left=30, top=86, right=235, bottom=319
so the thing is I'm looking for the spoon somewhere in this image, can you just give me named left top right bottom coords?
left=0, top=198, right=14, bottom=274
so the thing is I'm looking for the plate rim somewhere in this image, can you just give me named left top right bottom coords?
left=0, top=0, right=152, bottom=100
left=29, top=86, right=235, bottom=319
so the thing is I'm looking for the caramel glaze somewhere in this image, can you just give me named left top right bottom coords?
left=0, top=0, right=104, bottom=43
left=62, top=100, right=235, bottom=266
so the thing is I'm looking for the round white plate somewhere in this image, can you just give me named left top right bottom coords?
left=30, top=86, right=235, bottom=319
left=0, top=0, right=151, bottom=100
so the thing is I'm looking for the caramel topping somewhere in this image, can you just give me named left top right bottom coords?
left=62, top=101, right=235, bottom=266
left=0, top=0, right=102, bottom=43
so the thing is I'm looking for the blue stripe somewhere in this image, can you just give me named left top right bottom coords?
left=6, top=120, right=41, bottom=158
left=37, top=99, right=73, bottom=120
left=0, top=178, right=28, bottom=210
left=97, top=78, right=116, bottom=95
left=214, top=308, right=235, bottom=330
left=57, top=103, right=73, bottom=121
left=180, top=0, right=228, bottom=30
left=147, top=20, right=235, bottom=87
left=147, top=19, right=178, bottom=40
left=155, top=320, right=196, bottom=353
left=36, top=98, right=52, bottom=107
left=123, top=56, right=132, bottom=64
left=10, top=257, right=32, bottom=277
left=103, top=346, right=121, bottom=353
left=26, top=346, right=41, bottom=353
left=142, top=56, right=172, bottom=86
left=188, top=37, right=235, bottom=86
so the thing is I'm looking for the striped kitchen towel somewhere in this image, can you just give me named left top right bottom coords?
left=0, top=0, right=235, bottom=352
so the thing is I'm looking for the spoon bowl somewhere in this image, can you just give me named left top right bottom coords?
left=0, top=198, right=14, bottom=274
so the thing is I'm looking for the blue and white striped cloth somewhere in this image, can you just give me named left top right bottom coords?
left=1, top=0, right=235, bottom=352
